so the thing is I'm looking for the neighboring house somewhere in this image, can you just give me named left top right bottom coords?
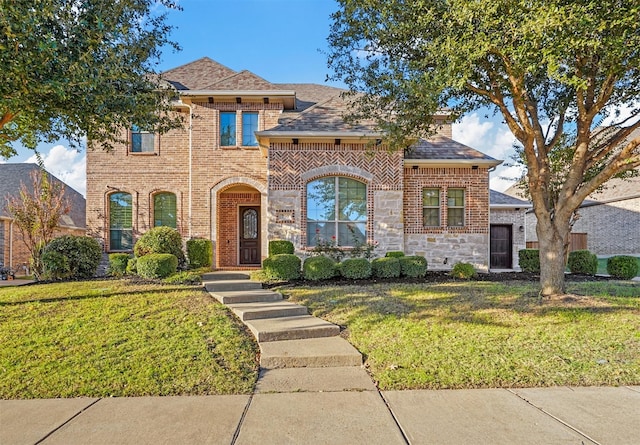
left=0, top=164, right=86, bottom=274
left=489, top=190, right=531, bottom=270
left=86, top=57, right=507, bottom=271
left=505, top=169, right=640, bottom=256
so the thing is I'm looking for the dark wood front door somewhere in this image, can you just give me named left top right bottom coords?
left=239, top=207, right=260, bottom=264
left=490, top=225, right=513, bottom=269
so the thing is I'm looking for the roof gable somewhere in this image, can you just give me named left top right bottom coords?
left=161, top=57, right=237, bottom=90
left=203, top=70, right=279, bottom=91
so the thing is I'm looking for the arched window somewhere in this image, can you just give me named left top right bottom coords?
left=154, top=192, right=176, bottom=228
left=306, top=177, right=366, bottom=246
left=109, top=192, right=133, bottom=250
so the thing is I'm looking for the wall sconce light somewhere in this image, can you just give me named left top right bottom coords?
left=208, top=97, right=214, bottom=104
left=519, top=225, right=525, bottom=233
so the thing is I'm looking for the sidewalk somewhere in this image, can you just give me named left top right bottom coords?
left=2, top=385, right=638, bottom=444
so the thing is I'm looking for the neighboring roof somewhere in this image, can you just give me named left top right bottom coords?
left=404, top=136, right=501, bottom=166
left=490, top=189, right=532, bottom=208
left=0, top=164, right=86, bottom=229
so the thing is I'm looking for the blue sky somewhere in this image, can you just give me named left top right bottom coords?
left=4, top=0, right=522, bottom=194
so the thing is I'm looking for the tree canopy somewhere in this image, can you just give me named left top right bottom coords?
left=328, top=0, right=640, bottom=295
left=0, top=0, right=182, bottom=158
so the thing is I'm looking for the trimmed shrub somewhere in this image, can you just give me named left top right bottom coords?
left=137, top=253, right=178, bottom=279
left=163, top=271, right=202, bottom=285
left=42, top=251, right=70, bottom=280
left=262, top=254, right=301, bottom=281
left=385, top=251, right=405, bottom=258
left=134, top=227, right=185, bottom=264
left=400, top=255, right=428, bottom=278
left=567, top=250, right=597, bottom=275
left=451, top=262, right=477, bottom=279
left=607, top=256, right=639, bottom=280
left=126, top=257, right=137, bottom=275
left=518, top=249, right=540, bottom=273
left=268, top=240, right=294, bottom=256
left=371, top=257, right=401, bottom=278
left=42, top=235, right=102, bottom=279
left=107, top=253, right=130, bottom=277
left=303, top=255, right=337, bottom=281
left=340, top=258, right=371, bottom=279
left=186, top=238, right=212, bottom=269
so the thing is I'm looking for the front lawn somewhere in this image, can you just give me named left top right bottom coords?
left=282, top=280, right=640, bottom=390
left=0, top=280, right=259, bottom=399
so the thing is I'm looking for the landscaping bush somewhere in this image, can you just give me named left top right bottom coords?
left=400, top=255, right=428, bottom=278
left=450, top=262, right=477, bottom=279
left=107, top=253, right=130, bottom=277
left=126, top=257, right=137, bottom=275
left=262, top=254, right=301, bottom=281
left=385, top=251, right=405, bottom=258
left=134, top=227, right=185, bottom=264
left=518, top=249, right=540, bottom=273
left=340, top=258, right=371, bottom=279
left=163, top=270, right=202, bottom=285
left=268, top=240, right=294, bottom=256
left=303, top=255, right=337, bottom=281
left=42, top=235, right=102, bottom=280
left=186, top=238, right=212, bottom=269
left=607, top=256, right=639, bottom=280
left=137, top=253, right=178, bottom=279
left=41, top=251, right=70, bottom=280
left=371, top=257, right=401, bottom=278
left=568, top=250, right=597, bottom=275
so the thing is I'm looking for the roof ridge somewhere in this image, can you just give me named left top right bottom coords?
left=161, top=56, right=236, bottom=76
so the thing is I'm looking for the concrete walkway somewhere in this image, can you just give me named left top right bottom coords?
left=2, top=272, right=639, bottom=444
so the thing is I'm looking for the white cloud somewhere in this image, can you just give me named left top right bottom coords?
left=601, top=101, right=640, bottom=127
left=25, top=145, right=86, bottom=196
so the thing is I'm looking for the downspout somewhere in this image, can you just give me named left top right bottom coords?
left=9, top=219, right=14, bottom=269
left=184, top=102, right=193, bottom=239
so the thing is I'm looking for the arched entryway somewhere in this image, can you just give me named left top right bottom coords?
left=211, top=180, right=267, bottom=268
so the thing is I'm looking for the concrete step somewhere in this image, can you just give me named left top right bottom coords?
left=255, top=367, right=374, bottom=393
left=229, top=301, right=308, bottom=321
left=259, top=337, right=363, bottom=369
left=204, top=280, right=263, bottom=292
left=203, top=271, right=252, bottom=281
left=245, top=315, right=340, bottom=343
left=209, top=290, right=283, bottom=305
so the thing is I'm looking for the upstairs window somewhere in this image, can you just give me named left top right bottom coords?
left=242, top=112, right=259, bottom=146
left=422, top=188, right=441, bottom=227
left=447, top=188, right=465, bottom=227
left=306, top=177, right=367, bottom=247
left=130, top=125, right=155, bottom=153
left=154, top=193, right=176, bottom=228
left=220, top=112, right=236, bottom=146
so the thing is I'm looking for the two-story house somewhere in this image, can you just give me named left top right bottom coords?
left=87, top=57, right=511, bottom=271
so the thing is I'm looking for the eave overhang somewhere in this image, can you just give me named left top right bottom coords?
left=178, top=90, right=297, bottom=110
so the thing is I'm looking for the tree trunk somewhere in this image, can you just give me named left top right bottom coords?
left=536, top=220, right=569, bottom=297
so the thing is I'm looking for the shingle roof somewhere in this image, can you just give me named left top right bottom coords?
left=161, top=57, right=237, bottom=90
left=490, top=189, right=531, bottom=207
left=0, top=164, right=86, bottom=228
left=404, top=136, right=499, bottom=162
left=204, top=70, right=281, bottom=91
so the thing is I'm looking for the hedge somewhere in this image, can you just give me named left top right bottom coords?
left=303, top=255, right=337, bottom=281
left=518, top=249, right=540, bottom=273
left=567, top=250, right=597, bottom=275
left=186, top=238, right=212, bottom=269
left=399, top=255, right=428, bottom=278
left=262, top=254, right=301, bottom=281
left=268, top=240, right=294, bottom=256
left=42, top=235, right=102, bottom=280
left=371, top=257, right=401, bottom=278
left=137, top=253, right=178, bottom=279
left=385, top=251, right=405, bottom=258
left=340, top=258, right=371, bottom=279
left=607, top=256, right=639, bottom=280
left=451, top=262, right=477, bottom=279
left=108, top=253, right=131, bottom=277
left=134, top=227, right=185, bottom=264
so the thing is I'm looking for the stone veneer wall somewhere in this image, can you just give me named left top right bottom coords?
left=403, top=166, right=491, bottom=271
left=489, top=208, right=527, bottom=269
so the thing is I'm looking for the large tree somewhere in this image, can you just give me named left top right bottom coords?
left=0, top=0, right=182, bottom=158
left=327, top=0, right=640, bottom=296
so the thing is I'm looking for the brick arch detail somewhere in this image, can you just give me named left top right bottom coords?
left=300, top=165, right=374, bottom=183
left=211, top=177, right=267, bottom=195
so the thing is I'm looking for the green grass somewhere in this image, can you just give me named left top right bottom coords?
left=0, top=279, right=259, bottom=399
left=597, top=257, right=640, bottom=276
left=282, top=280, right=640, bottom=390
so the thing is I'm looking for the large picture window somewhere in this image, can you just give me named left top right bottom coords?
left=130, top=125, right=154, bottom=153
left=447, top=188, right=465, bottom=227
left=154, top=193, right=176, bottom=228
left=422, top=188, right=441, bottom=227
left=307, top=177, right=367, bottom=246
left=242, top=112, right=258, bottom=146
left=220, top=112, right=236, bottom=146
left=109, top=192, right=133, bottom=250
